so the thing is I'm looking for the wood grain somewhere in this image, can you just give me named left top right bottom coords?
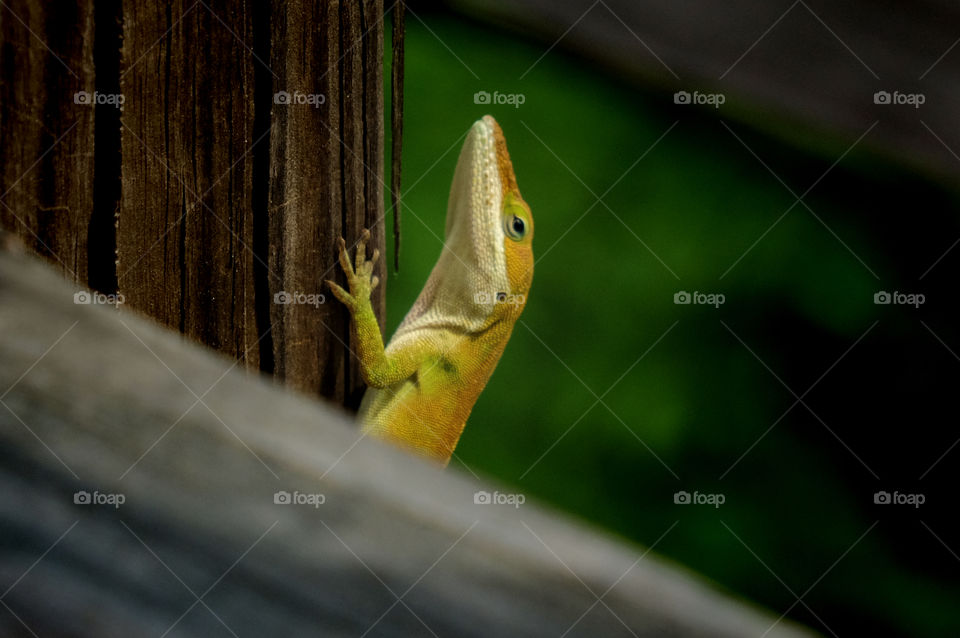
left=0, top=1, right=389, bottom=402
left=269, top=0, right=344, bottom=400
left=0, top=0, right=97, bottom=281
left=117, top=0, right=260, bottom=366
left=390, top=0, right=405, bottom=272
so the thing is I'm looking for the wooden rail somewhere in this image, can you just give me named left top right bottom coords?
left=0, top=239, right=816, bottom=637
left=454, top=0, right=960, bottom=185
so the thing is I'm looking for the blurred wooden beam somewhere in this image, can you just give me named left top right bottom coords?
left=0, top=240, right=816, bottom=637
left=451, top=0, right=960, bottom=184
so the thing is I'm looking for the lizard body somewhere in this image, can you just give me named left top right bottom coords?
left=327, top=116, right=533, bottom=465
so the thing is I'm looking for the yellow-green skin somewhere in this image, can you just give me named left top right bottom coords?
left=327, top=117, right=533, bottom=466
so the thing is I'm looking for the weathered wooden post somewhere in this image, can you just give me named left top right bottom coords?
left=0, top=1, right=389, bottom=406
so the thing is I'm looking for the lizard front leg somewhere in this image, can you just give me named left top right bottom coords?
left=326, top=229, right=422, bottom=388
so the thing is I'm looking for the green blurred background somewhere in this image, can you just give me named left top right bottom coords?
left=382, top=7, right=960, bottom=637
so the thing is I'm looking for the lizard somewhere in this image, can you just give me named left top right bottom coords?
left=326, top=115, right=534, bottom=466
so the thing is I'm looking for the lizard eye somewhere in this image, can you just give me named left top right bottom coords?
left=504, top=215, right=526, bottom=241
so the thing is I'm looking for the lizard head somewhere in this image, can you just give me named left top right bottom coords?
left=394, top=115, right=533, bottom=338
left=446, top=114, right=533, bottom=322
left=487, top=116, right=534, bottom=303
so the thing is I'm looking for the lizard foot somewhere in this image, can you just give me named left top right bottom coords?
left=326, top=228, right=380, bottom=311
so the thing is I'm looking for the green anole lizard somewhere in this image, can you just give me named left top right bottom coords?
left=327, top=116, right=533, bottom=466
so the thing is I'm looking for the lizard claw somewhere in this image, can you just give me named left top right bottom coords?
left=355, top=229, right=370, bottom=274
left=325, top=279, right=352, bottom=308
left=328, top=229, right=379, bottom=307
left=337, top=236, right=353, bottom=277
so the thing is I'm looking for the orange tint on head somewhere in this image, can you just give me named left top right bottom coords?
left=485, top=116, right=520, bottom=198
left=482, top=116, right=534, bottom=297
